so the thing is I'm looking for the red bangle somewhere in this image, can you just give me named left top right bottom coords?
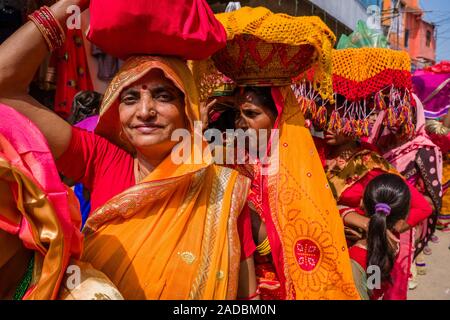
left=341, top=209, right=354, bottom=223
left=28, top=6, right=65, bottom=51
left=41, top=6, right=65, bottom=42
left=37, top=11, right=60, bottom=42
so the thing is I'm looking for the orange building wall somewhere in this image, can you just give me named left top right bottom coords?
left=382, top=0, right=436, bottom=67
left=414, top=20, right=436, bottom=62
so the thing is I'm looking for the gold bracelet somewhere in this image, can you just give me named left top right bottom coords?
left=256, top=237, right=271, bottom=256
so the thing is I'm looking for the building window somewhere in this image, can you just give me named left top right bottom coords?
left=426, top=30, right=432, bottom=47
left=404, top=29, right=409, bottom=48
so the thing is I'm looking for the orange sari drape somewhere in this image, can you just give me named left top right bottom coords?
left=81, top=56, right=250, bottom=299
left=83, top=162, right=249, bottom=299
left=266, top=87, right=360, bottom=299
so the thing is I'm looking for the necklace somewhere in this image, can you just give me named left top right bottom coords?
left=134, top=158, right=152, bottom=183
left=13, top=255, right=34, bottom=300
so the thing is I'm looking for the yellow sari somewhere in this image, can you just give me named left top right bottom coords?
left=82, top=56, right=251, bottom=299
left=443, top=154, right=450, bottom=214
left=266, top=87, right=359, bottom=299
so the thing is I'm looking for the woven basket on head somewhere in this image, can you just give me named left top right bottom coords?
left=211, top=7, right=336, bottom=100
left=212, top=34, right=317, bottom=87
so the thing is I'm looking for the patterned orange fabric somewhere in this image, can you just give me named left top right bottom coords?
left=266, top=87, right=359, bottom=299
left=83, top=165, right=249, bottom=299
left=442, top=155, right=450, bottom=216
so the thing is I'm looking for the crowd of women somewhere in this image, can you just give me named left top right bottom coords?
left=0, top=0, right=448, bottom=300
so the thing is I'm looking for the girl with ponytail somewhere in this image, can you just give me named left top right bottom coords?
left=349, top=173, right=411, bottom=300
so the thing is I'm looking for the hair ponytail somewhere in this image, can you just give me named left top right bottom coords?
left=367, top=209, right=394, bottom=282
left=363, top=174, right=411, bottom=283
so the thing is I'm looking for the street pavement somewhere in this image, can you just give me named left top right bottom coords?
left=408, top=230, right=450, bottom=300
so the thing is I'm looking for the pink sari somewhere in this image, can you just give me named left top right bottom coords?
left=0, top=103, right=82, bottom=299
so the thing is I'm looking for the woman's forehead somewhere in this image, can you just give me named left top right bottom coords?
left=235, top=90, right=258, bottom=103
left=125, top=69, right=179, bottom=91
left=235, top=90, right=271, bottom=109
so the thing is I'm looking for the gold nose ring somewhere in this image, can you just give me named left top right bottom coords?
left=149, top=109, right=157, bottom=117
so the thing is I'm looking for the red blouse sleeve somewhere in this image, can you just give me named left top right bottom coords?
left=405, top=181, right=433, bottom=227
left=56, top=127, right=98, bottom=189
left=55, top=126, right=132, bottom=191
left=349, top=246, right=367, bottom=270
left=237, top=204, right=256, bottom=261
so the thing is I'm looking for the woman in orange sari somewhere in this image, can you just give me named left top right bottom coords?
left=0, top=0, right=256, bottom=299
left=78, top=56, right=255, bottom=300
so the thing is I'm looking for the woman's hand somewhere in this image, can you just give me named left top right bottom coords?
left=344, top=227, right=364, bottom=242
left=394, top=219, right=411, bottom=233
left=343, top=211, right=369, bottom=233
left=324, top=130, right=353, bottom=146
left=52, top=0, right=90, bottom=20
left=200, top=99, right=217, bottom=130
left=423, top=195, right=436, bottom=212
left=387, top=229, right=401, bottom=255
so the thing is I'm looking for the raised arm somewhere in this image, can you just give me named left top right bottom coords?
left=0, top=0, right=89, bottom=159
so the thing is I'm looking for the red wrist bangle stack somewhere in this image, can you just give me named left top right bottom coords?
left=28, top=6, right=66, bottom=51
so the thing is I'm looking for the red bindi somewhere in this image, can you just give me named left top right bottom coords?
left=142, top=85, right=148, bottom=90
